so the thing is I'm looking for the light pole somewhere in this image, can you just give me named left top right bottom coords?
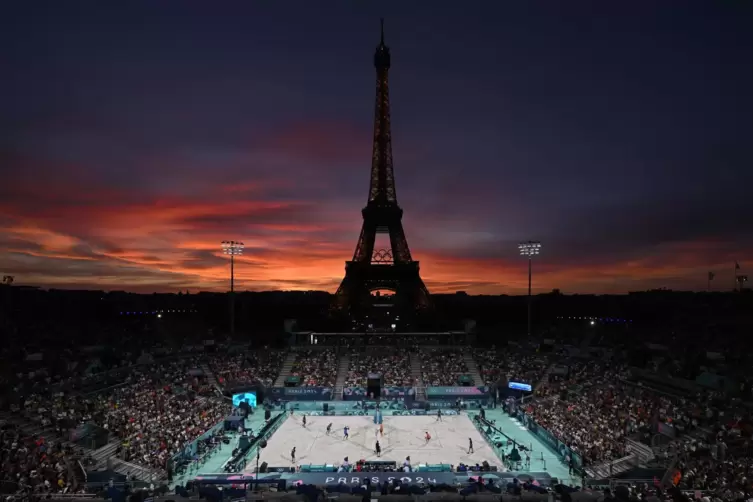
left=518, top=241, right=542, bottom=338
left=222, top=240, right=244, bottom=337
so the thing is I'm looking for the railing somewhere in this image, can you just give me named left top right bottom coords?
left=175, top=444, right=222, bottom=478
left=471, top=415, right=517, bottom=468
left=513, top=410, right=585, bottom=469
left=659, top=453, right=679, bottom=487
left=110, top=457, right=163, bottom=482
left=43, top=494, right=99, bottom=499
left=219, top=412, right=288, bottom=474
left=78, top=460, right=87, bottom=483
left=66, top=456, right=88, bottom=492
left=586, top=453, right=637, bottom=479
left=609, top=478, right=655, bottom=489
left=625, top=437, right=655, bottom=463
left=168, top=419, right=226, bottom=471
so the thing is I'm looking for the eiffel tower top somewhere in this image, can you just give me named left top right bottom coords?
left=368, top=18, right=397, bottom=205
left=374, top=18, right=391, bottom=70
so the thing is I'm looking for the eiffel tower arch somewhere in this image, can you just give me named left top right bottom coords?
left=332, top=20, right=432, bottom=323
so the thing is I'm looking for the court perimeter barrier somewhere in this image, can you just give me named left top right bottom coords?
left=343, top=386, right=412, bottom=400
left=514, top=410, right=584, bottom=469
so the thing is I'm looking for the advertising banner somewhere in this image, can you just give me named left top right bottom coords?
left=195, top=471, right=455, bottom=486
left=343, top=386, right=411, bottom=400
left=295, top=472, right=455, bottom=486
left=267, top=387, right=333, bottom=401
left=426, top=386, right=489, bottom=399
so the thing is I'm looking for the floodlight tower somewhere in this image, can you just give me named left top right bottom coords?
left=518, top=241, right=542, bottom=338
left=221, top=240, right=244, bottom=337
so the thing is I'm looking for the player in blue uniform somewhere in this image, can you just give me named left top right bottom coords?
left=343, top=425, right=350, bottom=440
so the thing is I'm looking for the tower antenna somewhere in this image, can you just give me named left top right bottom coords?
left=380, top=18, right=385, bottom=45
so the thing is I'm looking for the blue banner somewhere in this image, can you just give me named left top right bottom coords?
left=268, top=387, right=333, bottom=401
left=343, top=386, right=411, bottom=400
left=517, top=411, right=582, bottom=469
left=508, top=382, right=532, bottom=392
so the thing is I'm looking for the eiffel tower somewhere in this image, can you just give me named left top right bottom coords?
left=332, top=20, right=432, bottom=320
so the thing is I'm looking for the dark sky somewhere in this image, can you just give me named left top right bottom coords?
left=1, top=1, right=752, bottom=294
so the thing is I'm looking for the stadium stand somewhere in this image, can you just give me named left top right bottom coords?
left=289, top=349, right=338, bottom=387
left=420, top=348, right=469, bottom=386
left=2, top=287, right=753, bottom=501
left=208, top=350, right=285, bottom=387
left=473, top=349, right=550, bottom=386
left=345, top=349, right=412, bottom=387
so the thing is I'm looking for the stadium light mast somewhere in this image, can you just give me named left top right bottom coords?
left=222, top=240, right=244, bottom=337
left=518, top=241, right=542, bottom=338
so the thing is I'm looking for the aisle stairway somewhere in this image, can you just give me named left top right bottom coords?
left=273, top=351, right=298, bottom=387
left=587, top=453, right=639, bottom=480
left=200, top=362, right=218, bottom=387
left=410, top=353, right=426, bottom=400
left=91, top=438, right=120, bottom=467
left=534, top=362, right=555, bottom=393
left=462, top=352, right=483, bottom=385
left=333, top=352, right=351, bottom=400
left=625, top=437, right=655, bottom=464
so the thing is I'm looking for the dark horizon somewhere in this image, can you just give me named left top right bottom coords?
left=2, top=1, right=752, bottom=295
left=4, top=281, right=748, bottom=298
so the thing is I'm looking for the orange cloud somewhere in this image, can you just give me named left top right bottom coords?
left=1, top=122, right=750, bottom=295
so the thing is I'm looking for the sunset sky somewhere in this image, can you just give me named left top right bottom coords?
left=1, top=1, right=752, bottom=295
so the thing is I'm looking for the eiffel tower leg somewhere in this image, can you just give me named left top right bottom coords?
left=352, top=221, right=377, bottom=263
left=332, top=273, right=355, bottom=312
left=414, top=277, right=432, bottom=309
left=388, top=222, right=413, bottom=263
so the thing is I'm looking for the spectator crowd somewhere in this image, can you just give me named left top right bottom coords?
left=0, top=424, right=89, bottom=498
left=473, top=349, right=550, bottom=386
left=420, top=349, right=469, bottom=386
left=8, top=357, right=231, bottom=481
left=208, top=350, right=285, bottom=387
left=289, top=350, right=338, bottom=387
left=345, top=349, right=412, bottom=387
